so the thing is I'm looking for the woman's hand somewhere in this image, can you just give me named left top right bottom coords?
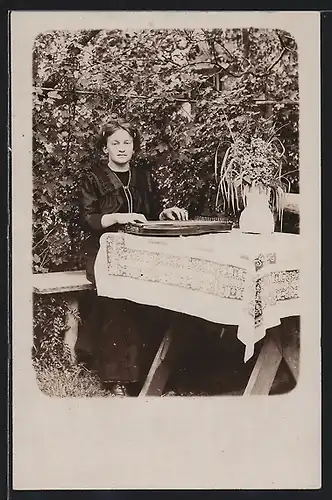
left=115, top=213, right=147, bottom=225
left=101, top=212, right=147, bottom=228
left=159, top=207, right=188, bottom=221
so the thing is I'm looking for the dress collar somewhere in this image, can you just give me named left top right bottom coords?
left=96, top=161, right=138, bottom=195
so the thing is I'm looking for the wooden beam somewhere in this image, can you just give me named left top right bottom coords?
left=243, top=333, right=283, bottom=395
left=33, top=88, right=299, bottom=106
left=139, top=326, right=175, bottom=397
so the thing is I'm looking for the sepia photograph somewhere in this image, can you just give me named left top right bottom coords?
left=11, top=11, right=320, bottom=490
left=32, top=27, right=300, bottom=398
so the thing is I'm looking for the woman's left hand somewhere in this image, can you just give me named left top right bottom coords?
left=159, top=207, right=189, bottom=221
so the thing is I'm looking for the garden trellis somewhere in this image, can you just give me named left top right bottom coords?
left=34, top=86, right=299, bottom=105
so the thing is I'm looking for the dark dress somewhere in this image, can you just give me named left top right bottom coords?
left=75, top=160, right=167, bottom=384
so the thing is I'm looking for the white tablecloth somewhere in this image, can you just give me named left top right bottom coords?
left=95, top=229, right=301, bottom=361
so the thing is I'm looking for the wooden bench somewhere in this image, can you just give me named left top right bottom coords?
left=32, top=270, right=174, bottom=394
left=32, top=269, right=174, bottom=391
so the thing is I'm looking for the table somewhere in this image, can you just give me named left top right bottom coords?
left=95, top=230, right=301, bottom=395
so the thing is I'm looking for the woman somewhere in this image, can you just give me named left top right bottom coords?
left=75, top=118, right=188, bottom=396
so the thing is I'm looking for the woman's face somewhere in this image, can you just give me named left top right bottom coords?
left=105, top=128, right=134, bottom=165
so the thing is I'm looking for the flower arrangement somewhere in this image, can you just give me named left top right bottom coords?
left=214, top=124, right=292, bottom=224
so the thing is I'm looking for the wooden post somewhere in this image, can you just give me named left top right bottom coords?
left=242, top=29, right=250, bottom=59
left=33, top=271, right=93, bottom=364
left=243, top=319, right=300, bottom=395
left=64, top=293, right=79, bottom=364
left=139, top=326, right=175, bottom=397
left=243, top=330, right=283, bottom=395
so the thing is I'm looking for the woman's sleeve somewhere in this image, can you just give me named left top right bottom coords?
left=146, top=169, right=164, bottom=220
left=79, top=174, right=104, bottom=232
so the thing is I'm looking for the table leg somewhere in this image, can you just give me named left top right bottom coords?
left=64, top=294, right=79, bottom=364
left=243, top=318, right=300, bottom=395
left=139, top=326, right=175, bottom=396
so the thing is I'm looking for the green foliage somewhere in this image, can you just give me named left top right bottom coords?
left=33, top=28, right=299, bottom=273
left=33, top=295, right=72, bottom=369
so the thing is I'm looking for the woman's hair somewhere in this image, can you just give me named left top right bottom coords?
left=98, top=118, right=141, bottom=152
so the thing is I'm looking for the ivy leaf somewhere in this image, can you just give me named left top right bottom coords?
left=44, top=144, right=54, bottom=154
left=59, top=178, right=74, bottom=187
left=47, top=91, right=62, bottom=99
left=156, top=143, right=168, bottom=153
left=33, top=253, right=41, bottom=263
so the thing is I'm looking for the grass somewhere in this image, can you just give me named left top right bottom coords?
left=33, top=361, right=112, bottom=398
left=33, top=360, right=295, bottom=398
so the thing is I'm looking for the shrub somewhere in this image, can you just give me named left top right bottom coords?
left=33, top=359, right=111, bottom=397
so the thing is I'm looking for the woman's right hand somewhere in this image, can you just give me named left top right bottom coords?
left=115, top=213, right=147, bottom=225
left=101, top=212, right=147, bottom=228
